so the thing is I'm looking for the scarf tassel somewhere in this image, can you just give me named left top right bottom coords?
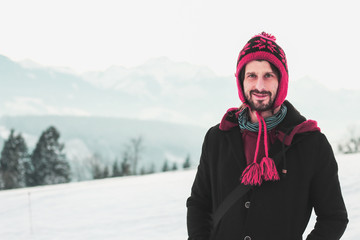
left=240, top=162, right=263, bottom=186
left=260, top=157, right=280, bottom=181
left=240, top=158, right=280, bottom=186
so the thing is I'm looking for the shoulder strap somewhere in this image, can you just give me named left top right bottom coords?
left=212, top=132, right=311, bottom=230
left=212, top=184, right=251, bottom=229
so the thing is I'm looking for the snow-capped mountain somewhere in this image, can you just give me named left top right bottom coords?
left=2, top=53, right=359, bottom=135
left=0, top=54, right=238, bottom=127
left=287, top=77, right=360, bottom=144
left=1, top=54, right=360, bottom=179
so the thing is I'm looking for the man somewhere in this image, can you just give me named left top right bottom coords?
left=186, top=32, right=348, bottom=240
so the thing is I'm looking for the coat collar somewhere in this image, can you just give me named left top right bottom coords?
left=219, top=100, right=306, bottom=131
left=219, top=100, right=320, bottom=146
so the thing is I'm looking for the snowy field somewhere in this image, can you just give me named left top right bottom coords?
left=0, top=153, right=358, bottom=240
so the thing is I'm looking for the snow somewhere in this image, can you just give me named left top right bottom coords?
left=0, top=153, right=358, bottom=240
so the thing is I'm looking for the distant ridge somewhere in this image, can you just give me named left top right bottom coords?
left=1, top=54, right=359, bottom=147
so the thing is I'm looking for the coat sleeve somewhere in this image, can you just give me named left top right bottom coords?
left=186, top=128, right=214, bottom=240
left=306, top=134, right=348, bottom=240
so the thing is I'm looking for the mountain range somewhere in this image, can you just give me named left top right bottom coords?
left=0, top=54, right=359, bottom=179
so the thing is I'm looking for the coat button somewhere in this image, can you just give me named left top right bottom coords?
left=245, top=201, right=251, bottom=208
left=244, top=236, right=251, bottom=240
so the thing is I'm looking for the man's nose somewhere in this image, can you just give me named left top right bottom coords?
left=255, top=77, right=266, bottom=91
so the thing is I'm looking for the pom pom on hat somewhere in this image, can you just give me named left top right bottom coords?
left=257, top=31, right=276, bottom=41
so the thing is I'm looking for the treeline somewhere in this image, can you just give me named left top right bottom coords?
left=0, top=127, right=192, bottom=190
left=0, top=126, right=70, bottom=190
left=86, top=136, right=192, bottom=180
left=338, top=135, right=360, bottom=154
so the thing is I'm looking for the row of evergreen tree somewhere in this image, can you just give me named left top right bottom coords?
left=0, top=127, right=192, bottom=190
left=109, top=153, right=191, bottom=178
left=338, top=136, right=360, bottom=154
left=86, top=136, right=192, bottom=180
left=0, top=126, right=70, bottom=190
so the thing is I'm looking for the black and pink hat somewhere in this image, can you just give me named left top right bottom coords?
left=235, top=32, right=289, bottom=109
left=233, top=32, right=289, bottom=186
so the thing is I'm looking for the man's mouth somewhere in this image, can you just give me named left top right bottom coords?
left=251, top=91, right=271, bottom=100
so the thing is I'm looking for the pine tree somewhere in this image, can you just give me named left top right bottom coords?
left=92, top=164, right=103, bottom=179
left=112, top=159, right=121, bottom=177
left=102, top=166, right=109, bottom=178
left=172, top=162, right=178, bottom=171
left=183, top=154, right=191, bottom=169
left=120, top=151, right=131, bottom=176
left=162, top=159, right=169, bottom=172
left=29, top=126, right=71, bottom=186
left=0, top=130, right=29, bottom=189
left=89, top=153, right=108, bottom=179
left=129, top=136, right=143, bottom=175
left=148, top=163, right=155, bottom=174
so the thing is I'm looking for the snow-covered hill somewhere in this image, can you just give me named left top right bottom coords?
left=0, top=153, right=358, bottom=240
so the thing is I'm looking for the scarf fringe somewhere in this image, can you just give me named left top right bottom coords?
left=260, top=157, right=280, bottom=181
left=240, top=162, right=263, bottom=186
left=240, top=158, right=280, bottom=186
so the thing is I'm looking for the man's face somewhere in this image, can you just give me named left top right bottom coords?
left=243, top=60, right=279, bottom=112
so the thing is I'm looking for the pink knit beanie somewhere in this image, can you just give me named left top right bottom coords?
left=235, top=32, right=289, bottom=109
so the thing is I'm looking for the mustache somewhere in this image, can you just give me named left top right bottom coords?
left=250, top=89, right=272, bottom=97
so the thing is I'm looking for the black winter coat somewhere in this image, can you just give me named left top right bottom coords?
left=186, top=101, right=348, bottom=240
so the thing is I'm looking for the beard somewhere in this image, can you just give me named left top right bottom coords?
left=245, top=90, right=276, bottom=112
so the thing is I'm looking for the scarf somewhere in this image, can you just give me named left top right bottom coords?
left=238, top=104, right=287, bottom=132
left=237, top=104, right=287, bottom=185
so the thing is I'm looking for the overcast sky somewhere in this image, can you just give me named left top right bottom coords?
left=1, top=0, right=359, bottom=90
